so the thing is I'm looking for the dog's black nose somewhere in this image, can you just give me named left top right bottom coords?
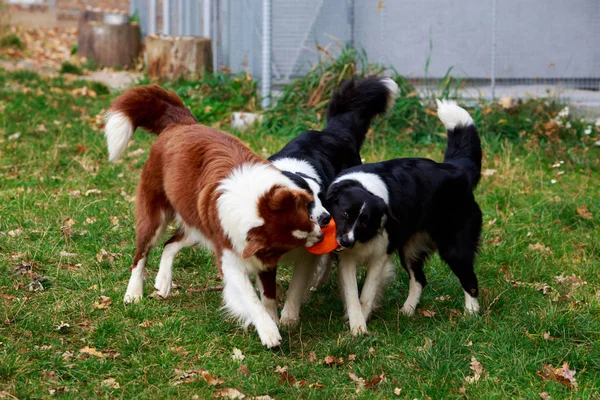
left=317, top=213, right=331, bottom=227
left=339, top=235, right=355, bottom=249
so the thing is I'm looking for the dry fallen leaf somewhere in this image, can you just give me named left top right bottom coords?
left=79, top=346, right=104, bottom=358
left=348, top=354, right=356, bottom=361
left=93, top=296, right=112, bottom=309
left=85, top=189, right=102, bottom=196
left=323, top=355, right=343, bottom=366
left=60, top=251, right=78, bottom=257
left=201, top=371, right=224, bottom=386
left=528, top=242, right=553, bottom=254
left=101, top=378, right=120, bottom=389
left=364, top=372, right=385, bottom=388
left=417, top=337, right=435, bottom=352
left=394, top=387, right=402, bottom=396
left=481, top=169, right=497, bottom=177
left=418, top=309, right=437, bottom=318
left=575, top=204, right=592, bottom=220
left=212, top=388, right=246, bottom=399
left=554, top=274, right=587, bottom=287
left=537, top=362, right=577, bottom=389
left=539, top=392, right=551, bottom=399
left=127, top=148, right=145, bottom=158
left=170, top=346, right=188, bottom=356
left=232, top=347, right=245, bottom=361
left=110, top=216, right=120, bottom=227
left=308, top=351, right=317, bottom=362
left=465, top=356, right=487, bottom=384
left=275, top=365, right=296, bottom=386
left=8, top=228, right=23, bottom=237
left=238, top=364, right=250, bottom=376
left=348, top=372, right=365, bottom=393
left=543, top=332, right=556, bottom=341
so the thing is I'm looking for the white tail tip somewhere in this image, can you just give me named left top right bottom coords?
left=104, top=111, right=134, bottom=162
left=381, top=78, right=399, bottom=111
left=436, top=99, right=473, bottom=131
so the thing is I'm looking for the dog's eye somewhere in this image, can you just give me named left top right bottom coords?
left=360, top=222, right=367, bottom=228
left=342, top=212, right=349, bottom=219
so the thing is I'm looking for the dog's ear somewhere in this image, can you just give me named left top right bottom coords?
left=242, top=235, right=265, bottom=259
left=268, top=186, right=295, bottom=211
left=374, top=196, right=399, bottom=225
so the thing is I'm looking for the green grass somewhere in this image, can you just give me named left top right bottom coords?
left=1, top=54, right=599, bottom=399
left=0, top=33, right=23, bottom=50
left=59, top=61, right=84, bottom=76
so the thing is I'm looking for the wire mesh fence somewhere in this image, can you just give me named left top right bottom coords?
left=28, top=0, right=596, bottom=98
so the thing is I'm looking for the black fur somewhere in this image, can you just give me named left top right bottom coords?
left=269, top=76, right=396, bottom=225
left=327, top=111, right=483, bottom=303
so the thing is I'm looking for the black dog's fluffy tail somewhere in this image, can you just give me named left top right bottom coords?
left=437, top=99, right=482, bottom=189
left=325, top=76, right=398, bottom=148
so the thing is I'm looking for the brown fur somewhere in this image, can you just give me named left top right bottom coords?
left=111, top=85, right=314, bottom=273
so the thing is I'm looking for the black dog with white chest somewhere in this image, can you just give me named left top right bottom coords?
left=326, top=100, right=483, bottom=335
left=264, top=76, right=398, bottom=326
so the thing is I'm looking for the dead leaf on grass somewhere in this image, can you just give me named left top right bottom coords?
left=60, top=251, right=78, bottom=257
left=101, top=378, right=120, bottom=389
left=418, top=309, right=436, bottom=318
left=539, top=392, right=551, bottom=399
left=554, top=274, right=587, bottom=287
left=85, top=189, right=102, bottom=196
left=481, top=169, right=497, bottom=177
left=275, top=365, right=296, bottom=386
left=93, top=296, right=112, bottom=309
left=170, top=346, right=188, bottom=356
left=232, top=347, right=245, bottom=361
left=79, top=346, right=104, bottom=358
left=110, top=216, right=120, bottom=227
left=202, top=371, right=224, bottom=386
left=348, top=354, right=356, bottom=361
left=365, top=372, right=385, bottom=388
left=528, top=242, right=553, bottom=254
left=537, top=362, right=577, bottom=389
left=394, top=387, right=402, bottom=396
left=8, top=228, right=23, bottom=237
left=238, top=364, right=250, bottom=376
left=348, top=372, right=365, bottom=393
left=464, top=356, right=487, bottom=384
left=323, top=355, right=343, bottom=366
left=575, top=204, right=593, bottom=220
left=417, top=337, right=435, bottom=351
left=212, top=388, right=246, bottom=399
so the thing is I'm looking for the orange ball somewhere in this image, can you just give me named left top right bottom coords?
left=306, top=218, right=338, bottom=255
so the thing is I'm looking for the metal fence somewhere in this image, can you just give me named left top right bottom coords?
left=129, top=0, right=599, bottom=100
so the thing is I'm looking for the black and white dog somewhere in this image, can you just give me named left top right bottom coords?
left=326, top=100, right=483, bottom=335
left=264, top=76, right=398, bottom=326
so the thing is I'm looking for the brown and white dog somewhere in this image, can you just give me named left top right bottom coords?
left=104, top=85, right=322, bottom=348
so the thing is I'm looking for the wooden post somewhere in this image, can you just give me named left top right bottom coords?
left=146, top=35, right=213, bottom=81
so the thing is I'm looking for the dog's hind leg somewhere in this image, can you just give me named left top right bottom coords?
left=399, top=252, right=429, bottom=316
left=360, top=254, right=395, bottom=320
left=154, top=227, right=199, bottom=298
left=437, top=209, right=482, bottom=314
left=125, top=205, right=172, bottom=304
left=221, top=250, right=282, bottom=348
left=280, top=253, right=320, bottom=327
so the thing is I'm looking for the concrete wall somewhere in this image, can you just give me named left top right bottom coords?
left=354, top=0, right=599, bottom=79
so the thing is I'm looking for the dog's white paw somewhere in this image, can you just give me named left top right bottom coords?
left=350, top=322, right=368, bottom=337
left=401, top=302, right=417, bottom=316
left=257, top=324, right=282, bottom=348
left=154, top=273, right=172, bottom=298
left=124, top=293, right=142, bottom=304
left=279, top=312, right=299, bottom=328
left=124, top=278, right=144, bottom=304
left=464, top=291, right=480, bottom=314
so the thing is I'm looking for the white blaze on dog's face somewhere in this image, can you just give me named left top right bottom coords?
left=242, top=185, right=323, bottom=265
left=327, top=184, right=389, bottom=250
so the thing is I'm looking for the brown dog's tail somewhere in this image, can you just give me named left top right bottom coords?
left=104, top=85, right=197, bottom=161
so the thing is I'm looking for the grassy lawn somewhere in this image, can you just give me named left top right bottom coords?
left=1, top=56, right=599, bottom=399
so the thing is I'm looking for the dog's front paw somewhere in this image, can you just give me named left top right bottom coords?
left=279, top=314, right=299, bottom=328
left=255, top=317, right=282, bottom=348
left=350, top=322, right=368, bottom=337
left=154, top=275, right=172, bottom=299
left=401, top=302, right=417, bottom=316
left=124, top=293, right=142, bottom=304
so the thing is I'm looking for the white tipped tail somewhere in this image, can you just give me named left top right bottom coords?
left=436, top=99, right=473, bottom=131
left=104, top=111, right=134, bottom=161
left=381, top=78, right=399, bottom=111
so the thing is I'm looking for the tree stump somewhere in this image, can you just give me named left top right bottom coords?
left=77, top=9, right=141, bottom=68
left=146, top=35, right=213, bottom=81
